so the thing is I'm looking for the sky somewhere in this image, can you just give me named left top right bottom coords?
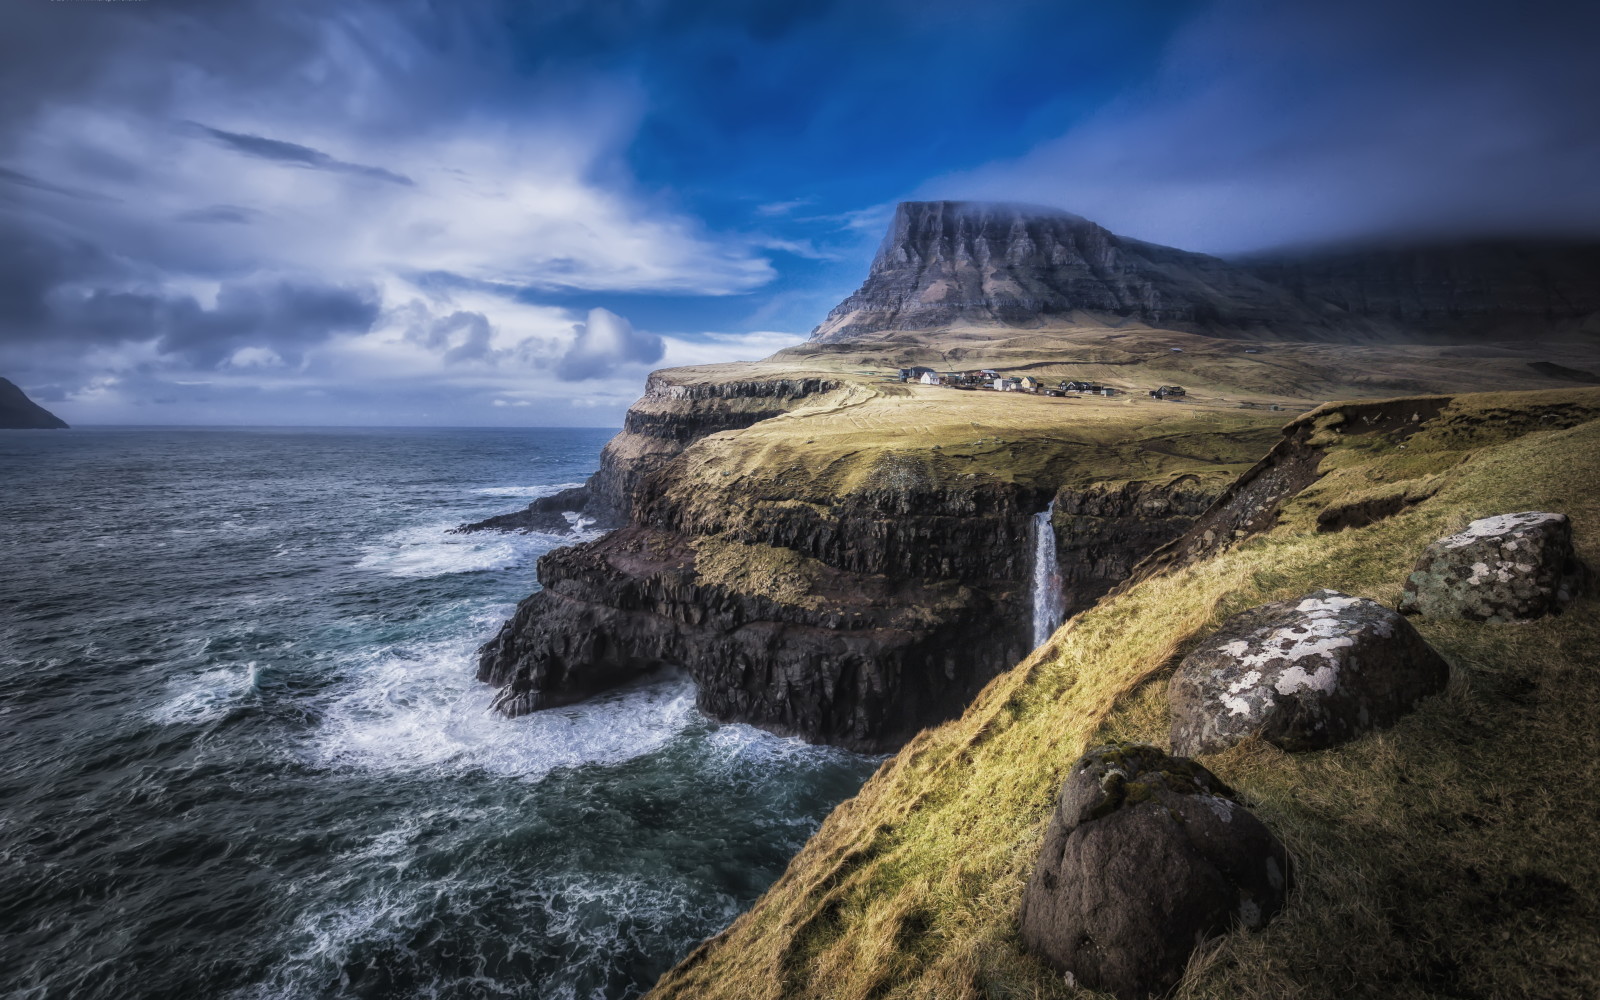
left=1, top=0, right=1597, bottom=426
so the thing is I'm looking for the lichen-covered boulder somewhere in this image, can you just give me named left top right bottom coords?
left=1169, top=589, right=1448, bottom=755
left=1019, top=744, right=1289, bottom=999
left=1399, top=511, right=1584, bottom=622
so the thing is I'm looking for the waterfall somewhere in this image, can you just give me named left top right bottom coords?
left=1032, top=501, right=1063, bottom=647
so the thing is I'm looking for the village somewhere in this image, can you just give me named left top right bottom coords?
left=892, top=366, right=1190, bottom=400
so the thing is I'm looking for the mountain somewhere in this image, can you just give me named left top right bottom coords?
left=1239, top=238, right=1600, bottom=338
left=810, top=201, right=1600, bottom=343
left=0, top=378, right=68, bottom=429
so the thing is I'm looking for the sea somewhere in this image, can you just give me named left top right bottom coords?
left=0, top=427, right=879, bottom=1000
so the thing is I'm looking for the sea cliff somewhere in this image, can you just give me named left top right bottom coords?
left=476, top=366, right=1268, bottom=750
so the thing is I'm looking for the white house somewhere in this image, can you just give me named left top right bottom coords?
left=919, top=371, right=940, bottom=385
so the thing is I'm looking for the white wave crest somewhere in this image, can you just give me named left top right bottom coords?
left=354, top=521, right=565, bottom=578
left=305, top=635, right=700, bottom=780
left=470, top=482, right=584, bottom=497
left=151, top=662, right=260, bottom=725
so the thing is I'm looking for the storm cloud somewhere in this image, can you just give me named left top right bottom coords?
left=189, top=124, right=415, bottom=186
left=0, top=0, right=1595, bottom=424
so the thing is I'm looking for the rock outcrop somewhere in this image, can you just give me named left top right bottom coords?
left=1169, top=589, right=1449, bottom=755
left=1400, top=511, right=1585, bottom=622
left=456, top=486, right=604, bottom=535
left=0, top=377, right=68, bottom=429
left=1019, top=744, right=1290, bottom=999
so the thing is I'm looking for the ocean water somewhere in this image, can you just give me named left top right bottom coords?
left=0, top=427, right=878, bottom=999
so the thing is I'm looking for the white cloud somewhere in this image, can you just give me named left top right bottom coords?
left=557, top=307, right=664, bottom=381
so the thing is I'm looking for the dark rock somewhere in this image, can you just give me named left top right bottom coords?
left=0, top=377, right=68, bottom=429
left=1019, top=744, right=1289, bottom=999
left=455, top=486, right=607, bottom=535
left=1399, top=512, right=1585, bottom=622
left=1170, top=589, right=1449, bottom=755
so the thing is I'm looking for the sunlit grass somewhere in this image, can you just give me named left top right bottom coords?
left=651, top=387, right=1600, bottom=1000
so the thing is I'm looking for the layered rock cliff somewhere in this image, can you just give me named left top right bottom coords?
left=811, top=201, right=1600, bottom=343
left=474, top=367, right=1268, bottom=751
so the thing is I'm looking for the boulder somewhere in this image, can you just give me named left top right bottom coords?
left=1170, top=589, right=1448, bottom=755
left=1019, top=744, right=1289, bottom=999
left=1399, top=511, right=1584, bottom=622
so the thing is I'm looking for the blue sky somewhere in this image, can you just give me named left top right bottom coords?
left=1, top=0, right=1596, bottom=425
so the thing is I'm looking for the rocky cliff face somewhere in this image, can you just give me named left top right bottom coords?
left=811, top=202, right=1320, bottom=342
left=811, top=202, right=1600, bottom=343
left=458, top=373, right=842, bottom=534
left=474, top=369, right=1237, bottom=751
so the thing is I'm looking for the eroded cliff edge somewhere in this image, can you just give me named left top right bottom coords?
left=475, top=366, right=1275, bottom=751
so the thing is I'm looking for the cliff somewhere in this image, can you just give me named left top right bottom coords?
left=0, top=378, right=67, bottom=429
left=647, top=385, right=1600, bottom=1000
left=810, top=202, right=1600, bottom=344
left=476, top=367, right=1275, bottom=751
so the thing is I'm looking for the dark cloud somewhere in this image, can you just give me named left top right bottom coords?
left=0, top=165, right=118, bottom=203
left=188, top=124, right=414, bottom=186
left=175, top=205, right=259, bottom=225
left=405, top=309, right=497, bottom=365
left=0, top=208, right=379, bottom=372
left=556, top=307, right=662, bottom=380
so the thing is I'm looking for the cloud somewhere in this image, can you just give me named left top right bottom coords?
left=557, top=308, right=664, bottom=381
left=921, top=0, right=1600, bottom=254
left=188, top=123, right=415, bottom=186
left=0, top=0, right=799, bottom=427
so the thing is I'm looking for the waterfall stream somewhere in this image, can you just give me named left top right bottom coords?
left=1032, top=501, right=1063, bottom=647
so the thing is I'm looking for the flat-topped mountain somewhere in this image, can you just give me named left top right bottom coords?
left=811, top=201, right=1600, bottom=343
left=0, top=378, right=68, bottom=429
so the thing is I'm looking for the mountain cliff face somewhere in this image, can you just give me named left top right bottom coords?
left=0, top=378, right=68, bottom=429
left=811, top=201, right=1600, bottom=343
left=811, top=201, right=1321, bottom=341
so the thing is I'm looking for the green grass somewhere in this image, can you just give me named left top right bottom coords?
left=649, top=386, right=1600, bottom=1000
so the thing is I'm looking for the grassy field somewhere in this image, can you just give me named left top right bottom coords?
left=649, top=386, right=1600, bottom=1000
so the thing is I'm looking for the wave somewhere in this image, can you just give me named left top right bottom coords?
left=354, top=521, right=566, bottom=578
left=150, top=662, right=261, bottom=726
left=470, top=482, right=584, bottom=498
left=304, top=631, right=700, bottom=781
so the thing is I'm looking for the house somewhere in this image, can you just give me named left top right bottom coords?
left=919, top=371, right=941, bottom=385
left=1150, top=385, right=1188, bottom=399
left=1018, top=376, right=1038, bottom=391
left=1100, top=387, right=1117, bottom=396
left=898, top=366, right=937, bottom=382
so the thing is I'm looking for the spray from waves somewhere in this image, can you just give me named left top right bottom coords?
left=305, top=625, right=700, bottom=781
left=150, top=662, right=261, bottom=725
left=355, top=521, right=596, bottom=579
left=471, top=482, right=585, bottom=498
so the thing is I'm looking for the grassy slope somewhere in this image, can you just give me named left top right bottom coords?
left=650, top=386, right=1600, bottom=1000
